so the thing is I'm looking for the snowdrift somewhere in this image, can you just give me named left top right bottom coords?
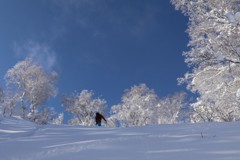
left=0, top=117, right=240, bottom=160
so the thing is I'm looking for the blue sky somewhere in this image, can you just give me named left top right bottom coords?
left=0, top=0, right=189, bottom=113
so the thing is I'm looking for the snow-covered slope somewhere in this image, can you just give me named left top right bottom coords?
left=0, top=117, right=240, bottom=160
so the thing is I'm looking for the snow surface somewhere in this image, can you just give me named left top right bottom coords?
left=1, top=117, right=240, bottom=160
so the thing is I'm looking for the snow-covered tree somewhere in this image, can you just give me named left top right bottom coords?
left=52, top=113, right=64, bottom=125
left=157, top=92, right=187, bottom=124
left=62, top=90, right=107, bottom=126
left=0, top=87, right=22, bottom=117
left=4, top=57, right=58, bottom=121
left=171, top=0, right=240, bottom=122
left=171, top=0, right=240, bottom=67
left=32, top=107, right=56, bottom=125
left=0, top=87, right=3, bottom=102
left=0, top=87, right=3, bottom=116
left=110, top=84, right=158, bottom=127
left=1, top=92, right=18, bottom=117
left=188, top=65, right=240, bottom=122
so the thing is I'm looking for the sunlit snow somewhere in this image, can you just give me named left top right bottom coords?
left=1, top=117, right=240, bottom=160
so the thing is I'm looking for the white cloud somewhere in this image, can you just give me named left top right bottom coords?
left=14, top=41, right=57, bottom=71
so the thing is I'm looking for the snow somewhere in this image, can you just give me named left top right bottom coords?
left=237, top=89, right=240, bottom=98
left=225, top=12, right=240, bottom=25
left=235, top=12, right=240, bottom=24
left=1, top=117, right=240, bottom=160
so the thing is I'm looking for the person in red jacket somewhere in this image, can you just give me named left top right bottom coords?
left=95, top=112, right=107, bottom=126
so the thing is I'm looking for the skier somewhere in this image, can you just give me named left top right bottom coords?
left=95, top=112, right=107, bottom=126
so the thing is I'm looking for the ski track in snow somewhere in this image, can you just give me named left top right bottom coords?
left=1, top=117, right=240, bottom=160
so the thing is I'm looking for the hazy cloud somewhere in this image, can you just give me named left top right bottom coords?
left=14, top=41, right=57, bottom=71
left=50, top=0, right=161, bottom=36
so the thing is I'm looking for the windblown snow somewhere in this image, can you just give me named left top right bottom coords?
left=1, top=117, right=240, bottom=160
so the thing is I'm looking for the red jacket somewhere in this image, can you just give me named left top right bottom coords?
left=95, top=113, right=106, bottom=123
